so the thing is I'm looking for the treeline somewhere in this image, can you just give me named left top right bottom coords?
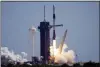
left=1, top=62, right=100, bottom=67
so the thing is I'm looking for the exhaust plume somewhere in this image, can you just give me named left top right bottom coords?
left=50, top=29, right=76, bottom=64
left=50, top=43, right=75, bottom=64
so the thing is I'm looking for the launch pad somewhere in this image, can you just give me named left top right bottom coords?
left=30, top=5, right=76, bottom=64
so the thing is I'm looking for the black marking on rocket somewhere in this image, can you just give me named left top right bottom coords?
left=53, top=30, right=56, bottom=40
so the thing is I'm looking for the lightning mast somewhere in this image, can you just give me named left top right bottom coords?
left=44, top=5, right=46, bottom=21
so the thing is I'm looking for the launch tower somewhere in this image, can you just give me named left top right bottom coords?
left=38, top=5, right=63, bottom=63
left=38, top=6, right=50, bottom=63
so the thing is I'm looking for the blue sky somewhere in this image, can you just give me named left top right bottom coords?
left=1, top=2, right=99, bottom=62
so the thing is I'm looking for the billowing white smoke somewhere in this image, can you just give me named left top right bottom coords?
left=50, top=40, right=75, bottom=64
left=1, top=47, right=28, bottom=64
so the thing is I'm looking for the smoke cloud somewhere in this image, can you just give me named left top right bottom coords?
left=1, top=46, right=28, bottom=64
left=50, top=41, right=76, bottom=64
